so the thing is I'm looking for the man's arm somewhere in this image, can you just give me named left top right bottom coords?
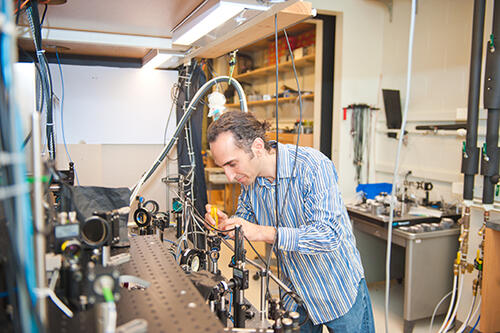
left=218, top=216, right=277, bottom=243
left=208, top=188, right=276, bottom=243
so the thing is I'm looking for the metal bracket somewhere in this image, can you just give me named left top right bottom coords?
left=376, top=0, right=394, bottom=22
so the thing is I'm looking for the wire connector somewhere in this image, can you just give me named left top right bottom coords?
left=228, top=50, right=238, bottom=85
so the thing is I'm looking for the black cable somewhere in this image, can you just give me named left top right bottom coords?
left=27, top=1, right=56, bottom=160
left=40, top=4, right=48, bottom=26
left=41, top=52, right=55, bottom=159
left=269, top=11, right=281, bottom=302
left=18, top=46, right=45, bottom=112
left=243, top=234, right=266, bottom=265
left=187, top=204, right=271, bottom=267
left=22, top=130, right=32, bottom=148
left=264, top=22, right=307, bottom=316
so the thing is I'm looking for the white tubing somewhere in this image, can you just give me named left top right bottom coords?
left=445, top=274, right=465, bottom=332
left=468, top=297, right=482, bottom=329
left=384, top=1, right=417, bottom=332
left=437, top=274, right=459, bottom=333
left=440, top=274, right=465, bottom=333
left=129, top=75, right=247, bottom=205
left=456, top=295, right=478, bottom=333
left=428, top=290, right=453, bottom=333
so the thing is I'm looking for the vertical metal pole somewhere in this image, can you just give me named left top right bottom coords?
left=260, top=269, right=268, bottom=322
left=33, top=111, right=47, bottom=327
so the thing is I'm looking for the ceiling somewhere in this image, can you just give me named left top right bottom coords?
left=16, top=0, right=314, bottom=67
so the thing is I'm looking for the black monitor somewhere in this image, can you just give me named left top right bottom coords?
left=382, top=89, right=402, bottom=129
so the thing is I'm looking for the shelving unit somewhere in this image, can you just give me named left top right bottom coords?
left=226, top=93, right=314, bottom=108
left=214, top=21, right=321, bottom=149
left=233, top=54, right=315, bottom=81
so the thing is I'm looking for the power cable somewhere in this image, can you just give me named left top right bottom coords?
left=40, top=4, right=47, bottom=26
left=264, top=17, right=305, bottom=309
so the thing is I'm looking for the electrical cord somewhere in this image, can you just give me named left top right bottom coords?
left=186, top=201, right=269, bottom=268
left=273, top=15, right=280, bottom=292
left=384, top=1, right=417, bottom=332
left=26, top=1, right=56, bottom=160
left=40, top=4, right=47, bottom=26
left=264, top=19, right=304, bottom=309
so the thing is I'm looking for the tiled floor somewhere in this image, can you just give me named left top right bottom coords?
left=218, top=244, right=450, bottom=333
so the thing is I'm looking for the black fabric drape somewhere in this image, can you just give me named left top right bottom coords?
left=176, top=63, right=208, bottom=249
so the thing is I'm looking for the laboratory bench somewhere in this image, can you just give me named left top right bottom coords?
left=347, top=205, right=460, bottom=333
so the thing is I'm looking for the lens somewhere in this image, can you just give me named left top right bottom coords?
left=81, top=216, right=108, bottom=247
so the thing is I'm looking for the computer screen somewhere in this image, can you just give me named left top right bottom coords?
left=382, top=89, right=403, bottom=129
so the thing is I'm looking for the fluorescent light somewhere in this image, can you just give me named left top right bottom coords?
left=142, top=49, right=175, bottom=70
left=173, top=1, right=247, bottom=46
left=20, top=28, right=172, bottom=49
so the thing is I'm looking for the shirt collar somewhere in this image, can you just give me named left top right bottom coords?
left=255, top=142, right=294, bottom=187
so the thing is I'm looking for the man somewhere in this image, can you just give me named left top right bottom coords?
left=204, top=111, right=374, bottom=332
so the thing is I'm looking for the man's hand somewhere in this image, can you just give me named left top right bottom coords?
left=204, top=204, right=229, bottom=231
left=205, top=205, right=276, bottom=243
left=221, top=218, right=277, bottom=244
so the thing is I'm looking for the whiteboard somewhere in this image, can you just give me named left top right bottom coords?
left=48, top=64, right=178, bottom=144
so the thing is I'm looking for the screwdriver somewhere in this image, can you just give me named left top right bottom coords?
left=210, top=206, right=219, bottom=230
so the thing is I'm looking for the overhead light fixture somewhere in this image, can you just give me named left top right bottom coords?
left=172, top=0, right=269, bottom=46
left=142, top=49, right=179, bottom=70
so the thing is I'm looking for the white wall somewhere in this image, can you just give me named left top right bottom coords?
left=310, top=0, right=386, bottom=199
left=43, top=64, right=180, bottom=216
left=313, top=0, right=494, bottom=327
left=374, top=0, right=491, bottom=327
left=48, top=64, right=178, bottom=144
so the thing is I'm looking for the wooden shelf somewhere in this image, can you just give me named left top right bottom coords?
left=266, top=132, right=313, bottom=147
left=234, top=54, right=315, bottom=81
left=226, top=93, right=314, bottom=108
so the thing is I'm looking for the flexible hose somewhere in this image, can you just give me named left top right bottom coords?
left=428, top=290, right=453, bottom=333
left=129, top=75, right=247, bottom=205
left=456, top=295, right=479, bottom=333
left=439, top=274, right=464, bottom=333
left=437, top=274, right=458, bottom=333
left=384, top=0, right=417, bottom=331
left=468, top=298, right=481, bottom=331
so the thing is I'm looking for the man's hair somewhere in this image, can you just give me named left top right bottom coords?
left=207, top=111, right=271, bottom=153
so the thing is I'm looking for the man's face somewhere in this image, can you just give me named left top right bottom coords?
left=210, top=132, right=260, bottom=186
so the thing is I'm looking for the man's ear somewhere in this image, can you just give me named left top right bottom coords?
left=251, top=138, right=266, bottom=156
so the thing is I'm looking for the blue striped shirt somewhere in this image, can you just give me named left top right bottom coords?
left=234, top=143, right=364, bottom=325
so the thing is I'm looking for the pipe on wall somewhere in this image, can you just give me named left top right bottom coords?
left=462, top=0, right=486, bottom=201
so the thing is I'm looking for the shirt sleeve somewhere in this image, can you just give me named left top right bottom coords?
left=277, top=158, right=348, bottom=254
left=233, top=186, right=256, bottom=223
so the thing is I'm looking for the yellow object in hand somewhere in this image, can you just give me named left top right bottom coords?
left=211, top=206, right=219, bottom=229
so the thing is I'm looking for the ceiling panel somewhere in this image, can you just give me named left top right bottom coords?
left=39, top=0, right=204, bottom=37
left=18, top=39, right=150, bottom=58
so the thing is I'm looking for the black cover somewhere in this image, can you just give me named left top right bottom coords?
left=60, top=186, right=131, bottom=246
left=176, top=63, right=208, bottom=249
left=186, top=270, right=226, bottom=300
